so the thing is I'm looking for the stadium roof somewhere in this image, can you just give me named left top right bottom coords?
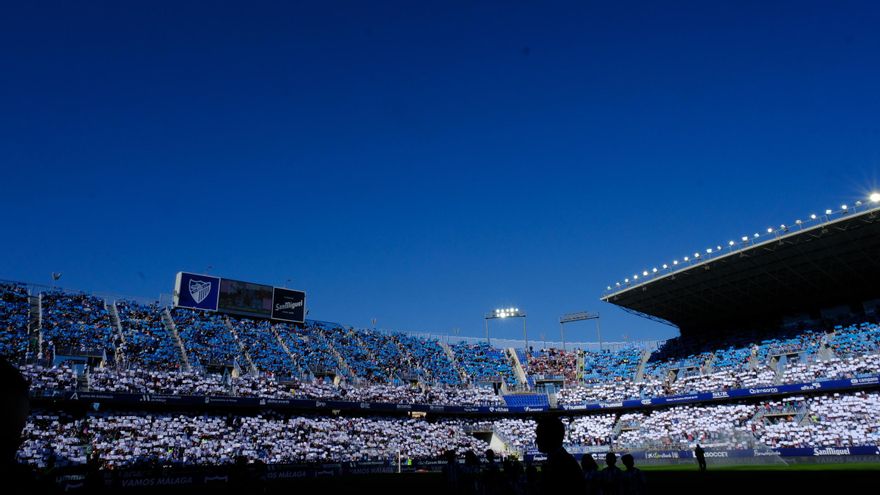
left=601, top=200, right=880, bottom=336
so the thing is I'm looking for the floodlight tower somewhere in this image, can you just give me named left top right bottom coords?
left=559, top=311, right=601, bottom=352
left=484, top=307, right=527, bottom=349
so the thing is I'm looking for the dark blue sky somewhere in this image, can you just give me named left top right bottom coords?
left=2, top=1, right=880, bottom=343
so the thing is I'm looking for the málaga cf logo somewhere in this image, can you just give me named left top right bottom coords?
left=189, top=279, right=212, bottom=304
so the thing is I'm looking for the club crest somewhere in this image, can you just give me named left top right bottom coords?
left=189, top=279, right=212, bottom=304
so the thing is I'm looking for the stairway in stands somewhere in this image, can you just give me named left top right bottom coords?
left=439, top=341, right=470, bottom=384
left=28, top=293, right=42, bottom=359
left=634, top=349, right=651, bottom=382
left=271, top=324, right=304, bottom=377
left=506, top=348, right=530, bottom=388
left=162, top=308, right=192, bottom=372
left=225, top=317, right=257, bottom=374
left=315, top=326, right=357, bottom=382
left=107, top=301, right=126, bottom=366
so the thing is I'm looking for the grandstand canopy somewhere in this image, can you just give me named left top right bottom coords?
left=601, top=206, right=880, bottom=336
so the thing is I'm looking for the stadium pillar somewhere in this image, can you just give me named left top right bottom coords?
left=523, top=317, right=528, bottom=353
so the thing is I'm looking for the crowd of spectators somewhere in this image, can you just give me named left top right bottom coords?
left=277, top=323, right=339, bottom=376
left=230, top=317, right=297, bottom=377
left=526, top=348, right=577, bottom=383
left=19, top=363, right=78, bottom=393
left=582, top=347, right=643, bottom=383
left=17, top=412, right=490, bottom=469
left=116, top=300, right=181, bottom=371
left=70, top=366, right=505, bottom=405
left=616, top=404, right=758, bottom=451
left=397, top=333, right=461, bottom=385
left=12, top=385, right=880, bottom=469
left=41, top=292, right=115, bottom=355
left=173, top=309, right=243, bottom=368
left=829, top=322, right=880, bottom=358
left=756, top=392, right=880, bottom=448
left=556, top=378, right=666, bottom=404
left=781, top=354, right=880, bottom=384
left=0, top=282, right=30, bottom=360
left=451, top=342, right=517, bottom=385
left=323, top=326, right=384, bottom=380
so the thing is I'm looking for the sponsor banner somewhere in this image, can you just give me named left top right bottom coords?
left=272, top=287, right=306, bottom=323
left=174, top=272, right=221, bottom=311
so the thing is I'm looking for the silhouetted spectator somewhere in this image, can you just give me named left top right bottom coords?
left=442, top=450, right=463, bottom=492
left=535, top=417, right=584, bottom=493
left=483, top=449, right=503, bottom=495
left=621, top=454, right=646, bottom=495
left=694, top=444, right=706, bottom=472
left=580, top=453, right=600, bottom=495
left=601, top=452, right=623, bottom=495
left=464, top=449, right=482, bottom=495
left=0, top=358, right=55, bottom=494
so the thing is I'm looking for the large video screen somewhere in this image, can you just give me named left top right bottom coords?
left=218, top=278, right=274, bottom=319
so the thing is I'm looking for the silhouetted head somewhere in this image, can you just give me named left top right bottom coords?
left=621, top=454, right=634, bottom=469
left=535, top=417, right=565, bottom=453
left=580, top=453, right=598, bottom=472
left=0, top=359, right=30, bottom=465
left=485, top=449, right=495, bottom=462
left=444, top=450, right=457, bottom=463
left=465, top=450, right=480, bottom=466
left=605, top=452, right=617, bottom=467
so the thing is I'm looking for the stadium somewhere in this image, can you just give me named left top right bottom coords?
left=2, top=195, right=879, bottom=494
left=7, top=3, right=880, bottom=495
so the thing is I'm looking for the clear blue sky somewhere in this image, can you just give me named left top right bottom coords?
left=2, top=1, right=880, bottom=344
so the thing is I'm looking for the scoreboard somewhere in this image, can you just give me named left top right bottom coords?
left=173, top=272, right=306, bottom=323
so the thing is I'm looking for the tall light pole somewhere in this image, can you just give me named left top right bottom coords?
left=559, top=311, right=601, bottom=352
left=484, top=307, right=527, bottom=349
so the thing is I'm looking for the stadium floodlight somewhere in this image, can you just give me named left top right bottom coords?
left=683, top=256, right=689, bottom=261
left=825, top=209, right=833, bottom=215
left=662, top=264, right=668, bottom=269
left=652, top=267, right=658, bottom=273
left=694, top=252, right=700, bottom=258
left=615, top=282, right=621, bottom=287
left=486, top=307, right=527, bottom=348
left=795, top=219, right=802, bottom=225
left=870, top=192, right=880, bottom=203
left=624, top=278, right=629, bottom=283
left=856, top=201, right=863, bottom=207
left=673, top=260, right=679, bottom=265
left=642, top=270, right=649, bottom=276
left=767, top=227, right=773, bottom=233
left=753, top=233, right=759, bottom=238
left=706, top=248, right=712, bottom=254
left=741, top=236, right=748, bottom=242
left=729, top=240, right=735, bottom=246
left=841, top=204, right=848, bottom=211
left=633, top=275, right=639, bottom=280
left=810, top=214, right=817, bottom=220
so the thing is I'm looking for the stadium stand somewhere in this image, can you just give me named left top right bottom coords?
left=41, top=291, right=115, bottom=356
left=4, top=278, right=880, bottom=476
left=116, top=300, right=182, bottom=371
left=173, top=308, right=243, bottom=369
left=450, top=342, right=517, bottom=385
left=0, top=282, right=30, bottom=360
